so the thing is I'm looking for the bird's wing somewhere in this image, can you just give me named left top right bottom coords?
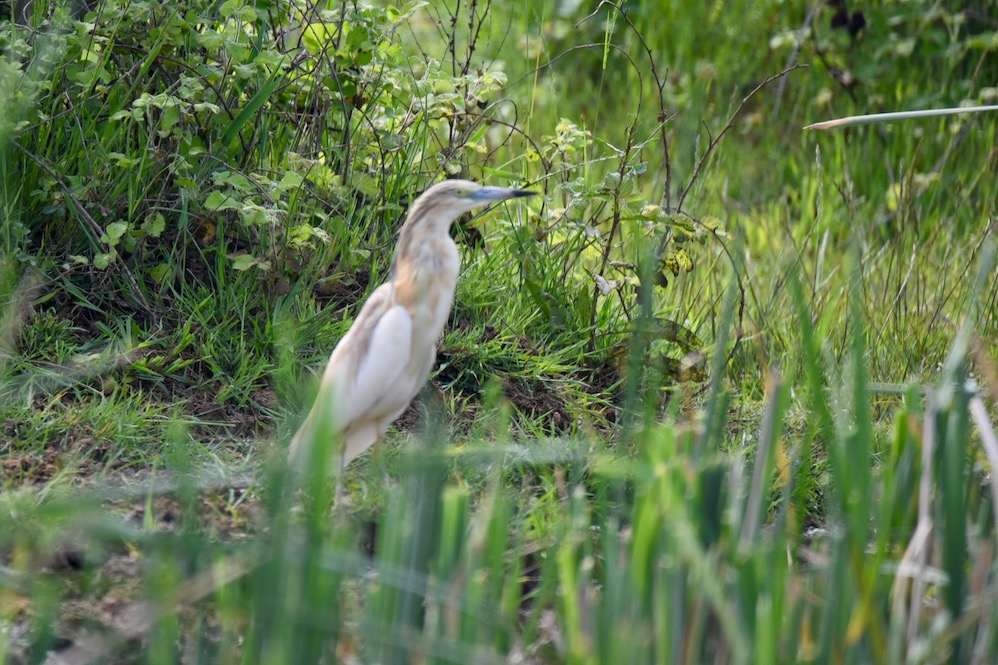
left=318, top=284, right=413, bottom=433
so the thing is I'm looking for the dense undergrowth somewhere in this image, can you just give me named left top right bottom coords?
left=1, top=0, right=997, bottom=663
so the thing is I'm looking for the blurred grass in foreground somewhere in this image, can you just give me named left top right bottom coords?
left=2, top=242, right=996, bottom=665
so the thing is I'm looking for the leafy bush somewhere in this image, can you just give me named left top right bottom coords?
left=4, top=0, right=523, bottom=298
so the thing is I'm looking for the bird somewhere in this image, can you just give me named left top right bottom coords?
left=288, top=179, right=537, bottom=483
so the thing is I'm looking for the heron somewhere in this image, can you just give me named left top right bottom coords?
left=288, top=179, right=537, bottom=486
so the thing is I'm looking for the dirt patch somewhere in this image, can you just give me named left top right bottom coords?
left=2, top=484, right=266, bottom=665
left=312, top=264, right=371, bottom=307
left=2, top=427, right=116, bottom=486
left=502, top=377, right=572, bottom=432
left=183, top=385, right=263, bottom=440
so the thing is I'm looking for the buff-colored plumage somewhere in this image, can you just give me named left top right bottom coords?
left=289, top=180, right=535, bottom=477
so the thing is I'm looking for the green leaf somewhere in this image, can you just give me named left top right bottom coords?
left=302, top=23, right=337, bottom=55
left=279, top=172, right=304, bottom=189
left=196, top=29, right=224, bottom=50
left=149, top=262, right=172, bottom=283
left=229, top=253, right=271, bottom=271
left=219, top=0, right=256, bottom=21
left=143, top=212, right=166, bottom=238
left=523, top=279, right=551, bottom=321
left=104, top=221, right=129, bottom=244
left=213, top=170, right=253, bottom=193
left=205, top=191, right=242, bottom=211
left=158, top=105, right=181, bottom=136
left=220, top=68, right=285, bottom=151
left=108, top=152, right=141, bottom=168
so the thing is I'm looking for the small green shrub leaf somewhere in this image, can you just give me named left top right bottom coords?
left=205, top=191, right=242, bottom=211
left=229, top=253, right=271, bottom=271
left=149, top=262, right=172, bottom=283
left=104, top=221, right=129, bottom=244
left=143, top=212, right=166, bottom=238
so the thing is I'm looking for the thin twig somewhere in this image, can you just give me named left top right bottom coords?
left=678, top=64, right=806, bottom=213
left=576, top=0, right=673, bottom=210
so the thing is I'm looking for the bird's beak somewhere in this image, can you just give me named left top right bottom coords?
left=471, top=186, right=538, bottom=202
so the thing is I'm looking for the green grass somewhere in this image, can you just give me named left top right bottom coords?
left=2, top=0, right=998, bottom=663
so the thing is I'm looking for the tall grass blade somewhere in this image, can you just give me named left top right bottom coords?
left=805, top=105, right=998, bottom=130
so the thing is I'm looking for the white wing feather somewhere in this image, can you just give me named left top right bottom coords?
left=289, top=284, right=413, bottom=468
left=339, top=303, right=412, bottom=425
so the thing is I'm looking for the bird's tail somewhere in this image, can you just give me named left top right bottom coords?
left=289, top=412, right=380, bottom=475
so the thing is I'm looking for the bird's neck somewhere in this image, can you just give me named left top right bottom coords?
left=393, top=234, right=460, bottom=341
left=394, top=231, right=458, bottom=287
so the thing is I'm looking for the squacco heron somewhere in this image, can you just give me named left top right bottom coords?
left=289, top=179, right=536, bottom=477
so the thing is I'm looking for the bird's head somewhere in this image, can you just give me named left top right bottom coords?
left=405, top=179, right=537, bottom=234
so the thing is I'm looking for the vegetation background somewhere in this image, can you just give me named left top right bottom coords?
left=1, top=0, right=996, bottom=663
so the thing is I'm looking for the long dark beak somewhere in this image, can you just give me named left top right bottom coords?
left=473, top=186, right=539, bottom=202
